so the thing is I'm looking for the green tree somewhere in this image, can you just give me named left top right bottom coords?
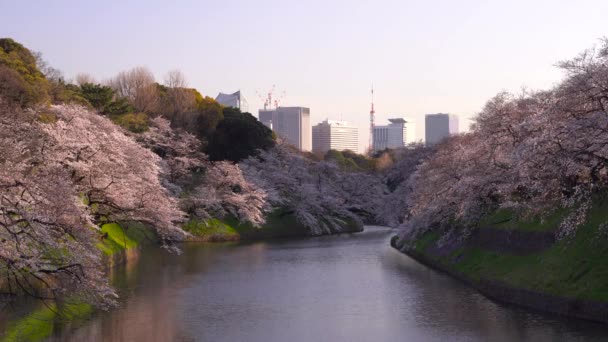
left=80, top=83, right=115, bottom=112
left=0, top=38, right=49, bottom=106
left=207, top=107, right=275, bottom=162
left=156, top=83, right=198, bottom=119
left=194, top=96, right=224, bottom=138
left=324, top=149, right=370, bottom=171
left=342, top=150, right=375, bottom=171
left=50, top=81, right=91, bottom=106
left=170, top=93, right=223, bottom=140
left=104, top=97, right=134, bottom=115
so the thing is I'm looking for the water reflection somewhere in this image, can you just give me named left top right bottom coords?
left=3, top=227, right=608, bottom=341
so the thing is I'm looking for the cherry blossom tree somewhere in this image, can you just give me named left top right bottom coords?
left=140, top=117, right=270, bottom=227
left=184, top=162, right=270, bottom=227
left=0, top=101, right=115, bottom=307
left=138, top=117, right=206, bottom=194
left=41, top=105, right=186, bottom=244
left=397, top=39, right=608, bottom=245
left=240, top=142, right=372, bottom=235
left=378, top=145, right=435, bottom=226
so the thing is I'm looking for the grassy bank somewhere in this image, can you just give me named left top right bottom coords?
left=0, top=302, right=92, bottom=342
left=184, top=212, right=363, bottom=242
left=0, top=223, right=146, bottom=342
left=398, top=199, right=608, bottom=309
left=96, top=223, right=149, bottom=255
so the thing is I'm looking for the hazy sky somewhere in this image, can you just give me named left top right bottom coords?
left=2, top=0, right=607, bottom=151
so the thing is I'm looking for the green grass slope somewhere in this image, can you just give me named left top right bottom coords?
left=184, top=212, right=362, bottom=242
left=411, top=200, right=608, bottom=302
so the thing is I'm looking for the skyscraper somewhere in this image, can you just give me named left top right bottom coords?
left=259, top=107, right=311, bottom=151
left=312, top=120, right=359, bottom=154
left=425, top=113, right=459, bottom=146
left=372, top=118, right=416, bottom=152
left=215, top=90, right=249, bottom=112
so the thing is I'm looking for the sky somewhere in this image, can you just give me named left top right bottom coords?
left=2, top=0, right=607, bottom=152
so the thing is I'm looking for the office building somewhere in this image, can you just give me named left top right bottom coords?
left=425, top=113, right=459, bottom=146
left=373, top=118, right=416, bottom=152
left=215, top=90, right=249, bottom=112
left=259, top=107, right=311, bottom=151
left=312, top=120, right=359, bottom=154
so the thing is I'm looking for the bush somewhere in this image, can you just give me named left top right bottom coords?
left=111, top=112, right=149, bottom=133
left=50, top=82, right=91, bottom=106
left=104, top=97, right=134, bottom=115
left=0, top=64, right=29, bottom=104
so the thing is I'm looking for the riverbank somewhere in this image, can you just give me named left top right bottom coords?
left=0, top=223, right=145, bottom=342
left=391, top=200, right=608, bottom=324
left=183, top=213, right=364, bottom=242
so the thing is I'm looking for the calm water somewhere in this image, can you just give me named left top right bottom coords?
left=7, top=227, right=608, bottom=341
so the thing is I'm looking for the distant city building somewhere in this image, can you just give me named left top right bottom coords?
left=373, top=118, right=416, bottom=152
left=425, top=113, right=459, bottom=146
left=215, top=90, right=249, bottom=112
left=312, top=119, right=359, bottom=154
left=259, top=107, right=311, bottom=151
left=258, top=109, right=274, bottom=129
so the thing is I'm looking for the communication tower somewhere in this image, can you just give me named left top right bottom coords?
left=369, top=86, right=375, bottom=153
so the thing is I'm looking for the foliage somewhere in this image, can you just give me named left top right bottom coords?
left=169, top=95, right=223, bottom=142
left=49, top=82, right=91, bottom=107
left=207, top=107, right=275, bottom=162
left=79, top=83, right=115, bottom=112
left=183, top=218, right=241, bottom=241
left=111, top=112, right=150, bottom=133
left=324, top=149, right=375, bottom=171
left=194, top=96, right=224, bottom=137
left=156, top=83, right=198, bottom=118
left=0, top=38, right=49, bottom=106
left=103, top=96, right=134, bottom=116
left=324, top=150, right=359, bottom=170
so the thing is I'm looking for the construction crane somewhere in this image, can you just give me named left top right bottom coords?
left=256, top=85, right=286, bottom=110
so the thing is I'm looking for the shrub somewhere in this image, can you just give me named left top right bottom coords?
left=111, top=112, right=149, bottom=133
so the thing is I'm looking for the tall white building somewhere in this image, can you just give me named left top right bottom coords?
left=425, top=113, right=459, bottom=146
left=373, top=118, right=416, bottom=152
left=216, top=90, right=249, bottom=112
left=259, top=107, right=311, bottom=151
left=312, top=119, right=358, bottom=154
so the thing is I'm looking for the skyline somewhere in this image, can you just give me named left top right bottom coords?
left=2, top=0, right=607, bottom=151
